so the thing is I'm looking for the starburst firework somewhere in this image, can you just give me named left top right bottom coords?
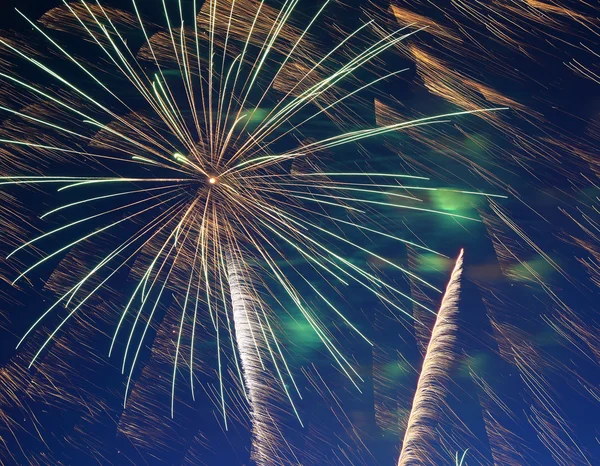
left=0, top=1, right=506, bottom=459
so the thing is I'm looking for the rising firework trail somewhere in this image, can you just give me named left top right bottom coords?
left=227, top=251, right=300, bottom=464
left=398, top=249, right=464, bottom=466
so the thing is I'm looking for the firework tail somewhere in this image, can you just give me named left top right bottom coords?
left=398, top=249, right=464, bottom=466
left=226, top=251, right=295, bottom=466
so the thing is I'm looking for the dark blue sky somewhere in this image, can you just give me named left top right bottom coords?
left=0, top=1, right=599, bottom=465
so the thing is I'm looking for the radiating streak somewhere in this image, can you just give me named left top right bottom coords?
left=231, top=26, right=423, bottom=166
left=158, top=1, right=198, bottom=151
left=309, top=211, right=447, bottom=258
left=16, top=199, right=187, bottom=352
left=0, top=33, right=175, bottom=163
left=241, top=222, right=363, bottom=386
left=13, top=194, right=184, bottom=283
left=229, top=0, right=300, bottom=135
left=8, top=188, right=183, bottom=258
left=284, top=108, right=508, bottom=155
left=230, top=222, right=363, bottom=391
left=305, top=281, right=373, bottom=346
left=242, top=198, right=422, bottom=332
left=234, top=193, right=434, bottom=318
left=268, top=206, right=442, bottom=295
left=189, top=193, right=214, bottom=400
left=120, top=201, right=200, bottom=373
left=251, top=22, right=417, bottom=137
left=123, top=209, right=199, bottom=407
left=171, top=206, right=204, bottom=417
left=214, top=0, right=239, bottom=152
left=263, top=187, right=481, bottom=221
left=227, top=120, right=451, bottom=176
left=25, top=199, right=190, bottom=367
left=274, top=182, right=423, bottom=201
left=20, top=3, right=175, bottom=156
left=228, top=0, right=332, bottom=149
left=215, top=0, right=266, bottom=162
left=288, top=173, right=430, bottom=180
left=246, top=67, right=410, bottom=155
left=280, top=193, right=366, bottom=214
left=225, top=18, right=377, bottom=165
left=56, top=178, right=192, bottom=191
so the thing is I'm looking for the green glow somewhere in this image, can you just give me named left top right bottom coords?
left=508, top=257, right=555, bottom=282
left=414, top=253, right=454, bottom=274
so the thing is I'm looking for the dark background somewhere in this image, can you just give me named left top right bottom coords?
left=0, top=0, right=599, bottom=465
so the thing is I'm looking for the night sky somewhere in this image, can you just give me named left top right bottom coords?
left=0, top=1, right=599, bottom=465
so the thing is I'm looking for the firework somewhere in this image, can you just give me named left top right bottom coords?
left=398, top=249, right=463, bottom=466
left=0, top=1, right=510, bottom=463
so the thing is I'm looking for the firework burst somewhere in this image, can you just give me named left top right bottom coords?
left=0, top=1, right=506, bottom=459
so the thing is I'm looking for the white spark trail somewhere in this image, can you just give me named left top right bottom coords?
left=226, top=251, right=296, bottom=465
left=398, top=249, right=464, bottom=466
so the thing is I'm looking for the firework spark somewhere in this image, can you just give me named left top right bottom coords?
left=398, top=249, right=464, bottom=466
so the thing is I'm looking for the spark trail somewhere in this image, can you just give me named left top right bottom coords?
left=398, top=249, right=464, bottom=466
left=227, top=251, right=299, bottom=465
